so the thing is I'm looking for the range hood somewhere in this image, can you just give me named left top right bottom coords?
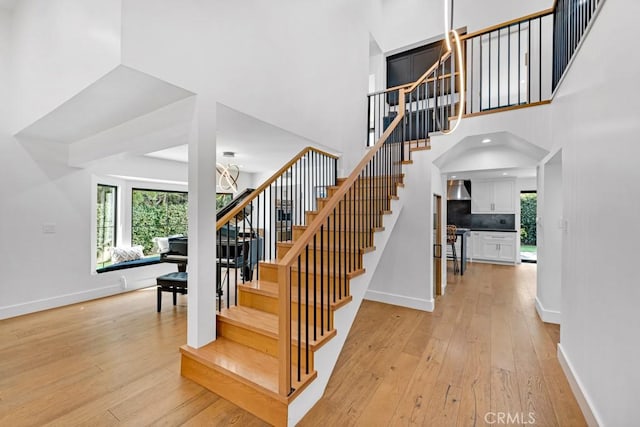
left=447, top=180, right=471, bottom=200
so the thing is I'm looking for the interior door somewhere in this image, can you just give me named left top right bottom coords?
left=433, top=194, right=442, bottom=296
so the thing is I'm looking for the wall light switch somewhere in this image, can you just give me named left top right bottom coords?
left=42, top=223, right=57, bottom=234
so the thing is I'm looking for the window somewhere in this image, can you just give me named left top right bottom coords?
left=96, top=184, right=117, bottom=269
left=216, top=193, right=233, bottom=210
left=131, top=189, right=188, bottom=254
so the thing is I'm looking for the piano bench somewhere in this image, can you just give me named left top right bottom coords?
left=156, top=271, right=188, bottom=312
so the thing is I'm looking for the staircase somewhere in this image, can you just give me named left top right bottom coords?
left=179, top=52, right=457, bottom=426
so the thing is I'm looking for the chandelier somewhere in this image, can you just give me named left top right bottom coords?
left=217, top=152, right=240, bottom=193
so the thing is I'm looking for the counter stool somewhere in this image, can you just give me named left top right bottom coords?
left=156, top=271, right=188, bottom=312
left=447, top=225, right=460, bottom=274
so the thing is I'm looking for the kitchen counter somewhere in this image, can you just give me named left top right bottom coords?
left=471, top=228, right=517, bottom=232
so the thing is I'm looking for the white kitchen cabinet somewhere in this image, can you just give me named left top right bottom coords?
left=471, top=231, right=517, bottom=263
left=471, top=179, right=515, bottom=213
left=471, top=232, right=483, bottom=259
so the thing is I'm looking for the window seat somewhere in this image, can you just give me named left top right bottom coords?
left=97, top=255, right=162, bottom=273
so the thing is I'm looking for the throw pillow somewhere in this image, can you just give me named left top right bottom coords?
left=111, top=245, right=145, bottom=264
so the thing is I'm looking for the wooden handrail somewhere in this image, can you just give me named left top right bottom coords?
left=278, top=95, right=405, bottom=269
left=460, top=8, right=554, bottom=41
left=368, top=83, right=412, bottom=96
left=216, top=146, right=339, bottom=230
left=406, top=51, right=452, bottom=93
left=277, top=50, right=452, bottom=395
left=276, top=89, right=406, bottom=395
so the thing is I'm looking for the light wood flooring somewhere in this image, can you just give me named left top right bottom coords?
left=0, top=262, right=585, bottom=426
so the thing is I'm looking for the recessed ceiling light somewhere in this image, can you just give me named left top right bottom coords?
left=451, top=175, right=457, bottom=178
left=481, top=138, right=491, bottom=143
left=502, top=172, right=508, bottom=176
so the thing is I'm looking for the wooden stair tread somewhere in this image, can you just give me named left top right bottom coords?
left=239, top=280, right=354, bottom=308
left=218, top=305, right=336, bottom=350
left=292, top=225, right=385, bottom=232
left=180, top=338, right=315, bottom=400
left=259, top=259, right=366, bottom=278
left=180, top=337, right=280, bottom=395
left=278, top=240, right=376, bottom=253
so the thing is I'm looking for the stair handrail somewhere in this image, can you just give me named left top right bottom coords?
left=216, top=146, right=339, bottom=230
left=276, top=55, right=447, bottom=396
left=406, top=51, right=452, bottom=93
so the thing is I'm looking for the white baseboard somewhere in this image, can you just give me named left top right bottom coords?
left=557, top=344, right=602, bottom=427
left=0, top=274, right=160, bottom=320
left=364, top=289, right=434, bottom=312
left=0, top=284, right=123, bottom=320
left=535, top=296, right=561, bottom=324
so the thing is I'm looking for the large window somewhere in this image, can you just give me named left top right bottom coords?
left=96, top=184, right=117, bottom=269
left=131, top=189, right=188, bottom=253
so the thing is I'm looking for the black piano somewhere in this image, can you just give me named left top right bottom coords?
left=160, top=188, right=264, bottom=289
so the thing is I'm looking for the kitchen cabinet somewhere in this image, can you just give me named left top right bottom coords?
left=471, top=231, right=517, bottom=263
left=471, top=179, right=515, bottom=213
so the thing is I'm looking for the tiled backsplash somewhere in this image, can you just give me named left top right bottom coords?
left=471, top=214, right=516, bottom=230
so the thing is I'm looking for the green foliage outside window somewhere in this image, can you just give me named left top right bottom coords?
left=132, top=189, right=188, bottom=253
left=217, top=193, right=233, bottom=210
left=520, top=193, right=537, bottom=246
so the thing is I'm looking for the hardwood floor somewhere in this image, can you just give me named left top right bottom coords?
left=0, top=263, right=585, bottom=426
left=299, top=262, right=585, bottom=426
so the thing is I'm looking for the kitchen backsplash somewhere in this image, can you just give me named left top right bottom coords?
left=471, top=214, right=516, bottom=230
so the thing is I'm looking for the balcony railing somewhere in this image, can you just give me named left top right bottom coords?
left=553, top=0, right=603, bottom=90
left=462, top=9, right=554, bottom=114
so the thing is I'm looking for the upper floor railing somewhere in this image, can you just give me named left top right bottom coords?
left=368, top=2, right=604, bottom=135
left=462, top=9, right=554, bottom=114
left=553, top=0, right=602, bottom=90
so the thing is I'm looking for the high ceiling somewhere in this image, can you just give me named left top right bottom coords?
left=0, top=0, right=17, bottom=11
left=145, top=104, right=338, bottom=174
left=434, top=131, right=548, bottom=180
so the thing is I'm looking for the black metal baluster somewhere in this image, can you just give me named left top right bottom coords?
left=320, top=223, right=325, bottom=334
left=313, top=234, right=317, bottom=341
left=297, top=255, right=301, bottom=382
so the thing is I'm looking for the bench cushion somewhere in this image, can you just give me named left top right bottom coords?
left=97, top=255, right=162, bottom=273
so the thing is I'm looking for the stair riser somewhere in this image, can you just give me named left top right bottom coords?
left=277, top=245, right=365, bottom=267
left=217, top=320, right=313, bottom=370
left=305, top=211, right=385, bottom=225
left=327, top=185, right=400, bottom=197
left=259, top=263, right=355, bottom=290
left=239, top=289, right=334, bottom=328
left=317, top=198, right=391, bottom=211
left=293, top=228, right=375, bottom=241
left=180, top=354, right=288, bottom=427
left=336, top=175, right=404, bottom=184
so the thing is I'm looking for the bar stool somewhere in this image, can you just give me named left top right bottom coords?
left=447, top=225, right=460, bottom=274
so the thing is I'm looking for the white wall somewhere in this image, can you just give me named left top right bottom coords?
left=371, top=0, right=552, bottom=54
left=366, top=150, right=443, bottom=311
left=120, top=0, right=370, bottom=172
left=0, top=9, right=10, bottom=132
left=9, top=0, right=122, bottom=133
left=536, top=152, right=562, bottom=323
left=548, top=0, right=640, bottom=424
left=0, top=132, right=184, bottom=319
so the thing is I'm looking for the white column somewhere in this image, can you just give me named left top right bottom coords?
left=187, top=98, right=217, bottom=348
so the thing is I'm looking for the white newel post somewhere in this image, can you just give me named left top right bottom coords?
left=187, top=98, right=217, bottom=348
